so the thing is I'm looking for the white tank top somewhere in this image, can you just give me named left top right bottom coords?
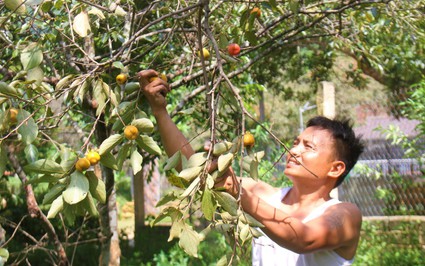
left=251, top=187, right=354, bottom=266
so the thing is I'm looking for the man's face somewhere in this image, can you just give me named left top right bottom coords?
left=284, top=126, right=337, bottom=181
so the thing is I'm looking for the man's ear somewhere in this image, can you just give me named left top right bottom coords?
left=328, top=161, right=346, bottom=179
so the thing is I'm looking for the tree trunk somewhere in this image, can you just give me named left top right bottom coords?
left=134, top=169, right=145, bottom=241
left=95, top=116, right=121, bottom=266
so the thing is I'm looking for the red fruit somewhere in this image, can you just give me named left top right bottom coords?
left=227, top=43, right=241, bottom=56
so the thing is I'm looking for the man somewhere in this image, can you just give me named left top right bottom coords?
left=138, top=69, right=365, bottom=266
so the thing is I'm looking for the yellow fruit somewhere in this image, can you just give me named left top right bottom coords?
left=124, top=125, right=139, bottom=140
left=9, top=108, right=18, bottom=124
left=86, top=151, right=101, bottom=165
left=243, top=131, right=255, bottom=148
left=197, top=48, right=210, bottom=60
left=149, top=73, right=168, bottom=83
left=116, top=73, right=128, bottom=85
left=250, top=7, right=261, bottom=17
left=75, top=157, right=91, bottom=172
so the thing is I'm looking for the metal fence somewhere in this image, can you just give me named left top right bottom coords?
left=339, top=159, right=424, bottom=216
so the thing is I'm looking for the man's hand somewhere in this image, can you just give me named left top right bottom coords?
left=137, top=69, right=170, bottom=116
left=214, top=167, right=240, bottom=198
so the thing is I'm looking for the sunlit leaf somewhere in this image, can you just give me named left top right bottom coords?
left=73, top=11, right=91, bottom=37
left=186, top=152, right=207, bottom=168
left=62, top=171, right=89, bottom=205
left=178, top=166, right=203, bottom=182
left=131, top=118, right=154, bottom=133
left=212, top=141, right=233, bottom=156
left=164, top=151, right=181, bottom=171
left=179, top=226, right=200, bottom=257
left=98, top=134, right=123, bottom=155
left=130, top=149, right=143, bottom=175
left=169, top=220, right=185, bottom=242
left=218, top=153, right=233, bottom=172
left=46, top=195, right=63, bottom=219
left=180, top=176, right=200, bottom=198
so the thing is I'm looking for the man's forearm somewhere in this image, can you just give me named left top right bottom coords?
left=154, top=110, right=195, bottom=168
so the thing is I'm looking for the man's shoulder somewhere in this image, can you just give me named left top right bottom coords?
left=326, top=201, right=362, bottom=224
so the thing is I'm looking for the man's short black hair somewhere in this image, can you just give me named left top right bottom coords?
left=306, top=116, right=364, bottom=187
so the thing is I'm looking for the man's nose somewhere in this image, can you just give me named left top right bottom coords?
left=289, top=144, right=302, bottom=156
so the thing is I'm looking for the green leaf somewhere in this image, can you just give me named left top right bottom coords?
left=26, top=66, right=44, bottom=85
left=178, top=166, right=203, bottom=182
left=98, top=134, right=123, bottom=155
left=55, top=74, right=74, bottom=91
left=5, top=0, right=26, bottom=14
left=0, top=248, right=9, bottom=265
left=289, top=0, right=299, bottom=14
left=82, top=193, right=99, bottom=217
left=86, top=171, right=106, bottom=204
left=24, top=159, right=65, bottom=175
left=62, top=171, right=89, bottom=205
left=131, top=118, right=154, bottom=134
left=20, top=42, right=43, bottom=70
left=164, top=151, right=181, bottom=171
left=24, top=144, right=38, bottom=162
left=47, top=195, right=63, bottom=219
left=0, top=81, right=19, bottom=97
left=0, top=145, right=7, bottom=177
left=130, top=149, right=144, bottom=175
left=116, top=142, right=131, bottom=170
left=136, top=135, right=161, bottom=156
left=99, top=151, right=118, bottom=170
left=179, top=226, right=200, bottom=257
left=124, top=82, right=140, bottom=93
left=26, top=174, right=62, bottom=185
left=212, top=191, right=238, bottom=216
left=250, top=159, right=259, bottom=180
left=17, top=110, right=38, bottom=145
left=42, top=183, right=66, bottom=205
left=239, top=223, right=251, bottom=245
left=112, top=61, right=125, bottom=70
left=169, top=220, right=185, bottom=242
left=201, top=188, right=216, bottom=221
left=156, top=190, right=178, bottom=207
left=218, top=153, right=233, bottom=172
left=212, top=141, right=233, bottom=156
left=187, top=152, right=207, bottom=168
left=180, top=176, right=201, bottom=198
left=239, top=210, right=264, bottom=227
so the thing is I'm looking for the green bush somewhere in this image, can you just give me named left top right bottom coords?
left=354, top=219, right=424, bottom=266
